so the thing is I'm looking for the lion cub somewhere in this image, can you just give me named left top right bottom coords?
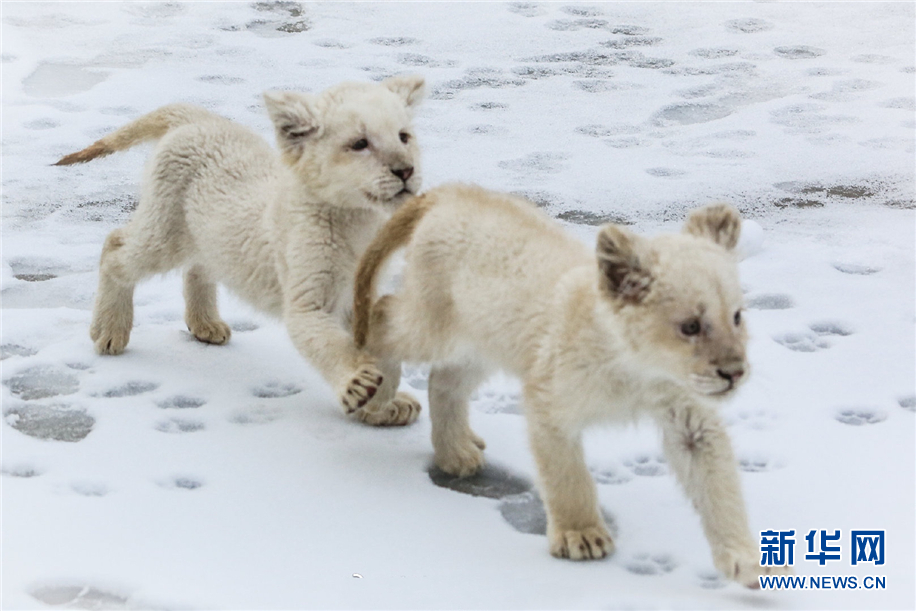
left=353, top=184, right=786, bottom=587
left=56, top=76, right=427, bottom=426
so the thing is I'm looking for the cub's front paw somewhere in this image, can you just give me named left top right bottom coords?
left=340, top=364, right=384, bottom=414
left=90, top=322, right=130, bottom=355
left=355, top=391, right=422, bottom=427
left=550, top=525, right=614, bottom=561
left=716, top=549, right=792, bottom=589
left=435, top=433, right=486, bottom=478
left=188, top=319, right=231, bottom=345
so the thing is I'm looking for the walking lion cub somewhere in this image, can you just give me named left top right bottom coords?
left=56, top=76, right=426, bottom=426
left=353, top=184, right=786, bottom=587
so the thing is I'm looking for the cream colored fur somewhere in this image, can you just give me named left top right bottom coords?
left=354, top=183, right=790, bottom=586
left=58, top=76, right=429, bottom=426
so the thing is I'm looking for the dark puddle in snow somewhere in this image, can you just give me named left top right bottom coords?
left=5, top=365, right=79, bottom=400
left=4, top=403, right=94, bottom=442
left=429, top=463, right=617, bottom=537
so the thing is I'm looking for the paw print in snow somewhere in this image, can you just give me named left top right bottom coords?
left=623, top=454, right=667, bottom=477
left=834, top=408, right=887, bottom=426
left=625, top=552, right=677, bottom=575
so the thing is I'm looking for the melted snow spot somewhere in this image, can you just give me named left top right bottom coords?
left=5, top=404, right=94, bottom=442
left=6, top=366, right=79, bottom=400
left=428, top=463, right=531, bottom=499
left=0, top=344, right=37, bottom=360
left=652, top=103, right=733, bottom=126
left=23, top=63, right=109, bottom=98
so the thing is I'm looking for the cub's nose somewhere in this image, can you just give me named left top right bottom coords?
left=391, top=166, right=414, bottom=182
left=716, top=366, right=745, bottom=383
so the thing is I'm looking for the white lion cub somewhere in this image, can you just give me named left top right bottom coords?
left=56, top=76, right=427, bottom=426
left=353, top=183, right=788, bottom=587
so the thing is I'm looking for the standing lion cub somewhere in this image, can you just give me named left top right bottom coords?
left=353, top=184, right=788, bottom=587
left=56, top=76, right=426, bottom=426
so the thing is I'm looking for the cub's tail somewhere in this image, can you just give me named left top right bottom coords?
left=353, top=193, right=435, bottom=348
left=54, top=104, right=219, bottom=166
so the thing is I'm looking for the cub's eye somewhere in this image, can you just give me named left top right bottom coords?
left=680, top=318, right=702, bottom=337
left=734, top=310, right=742, bottom=326
left=351, top=138, right=369, bottom=151
left=399, top=132, right=410, bottom=144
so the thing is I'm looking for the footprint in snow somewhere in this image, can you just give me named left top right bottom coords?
left=774, top=332, right=831, bottom=352
left=625, top=552, right=678, bottom=576
left=833, top=262, right=881, bottom=275
left=727, top=408, right=777, bottom=430
left=159, top=476, right=204, bottom=490
left=99, top=381, right=159, bottom=398
left=2, top=464, right=44, bottom=478
left=30, top=585, right=130, bottom=609
left=724, top=18, right=774, bottom=34
left=623, top=453, right=667, bottom=477
left=745, top=293, right=794, bottom=310
left=473, top=389, right=522, bottom=415
left=738, top=454, right=781, bottom=473
left=834, top=408, right=887, bottom=426
left=229, top=405, right=284, bottom=425
left=698, top=570, right=728, bottom=589
left=507, top=3, right=547, bottom=18
left=591, top=464, right=633, bottom=485
left=809, top=321, right=854, bottom=337
left=71, top=481, right=109, bottom=497
left=251, top=381, right=301, bottom=398
left=898, top=395, right=915, bottom=412
left=157, top=395, right=206, bottom=409
left=401, top=365, right=429, bottom=391
left=155, top=418, right=205, bottom=434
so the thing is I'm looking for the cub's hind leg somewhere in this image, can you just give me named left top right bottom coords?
left=183, top=265, right=230, bottom=345
left=428, top=360, right=489, bottom=477
left=90, top=172, right=190, bottom=355
left=90, top=228, right=137, bottom=355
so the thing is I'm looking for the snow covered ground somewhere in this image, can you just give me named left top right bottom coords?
left=2, top=2, right=914, bottom=609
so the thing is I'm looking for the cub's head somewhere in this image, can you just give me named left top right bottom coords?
left=263, top=75, right=425, bottom=211
left=595, top=204, right=748, bottom=398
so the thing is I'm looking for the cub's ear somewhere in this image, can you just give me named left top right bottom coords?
left=683, top=203, right=741, bottom=251
left=263, top=90, right=320, bottom=160
left=382, top=74, right=426, bottom=109
left=596, top=225, right=653, bottom=303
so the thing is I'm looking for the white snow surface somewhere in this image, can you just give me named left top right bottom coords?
left=2, top=2, right=914, bottom=610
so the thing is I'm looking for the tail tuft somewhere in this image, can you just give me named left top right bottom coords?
left=353, top=193, right=434, bottom=348
left=54, top=142, right=111, bottom=166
